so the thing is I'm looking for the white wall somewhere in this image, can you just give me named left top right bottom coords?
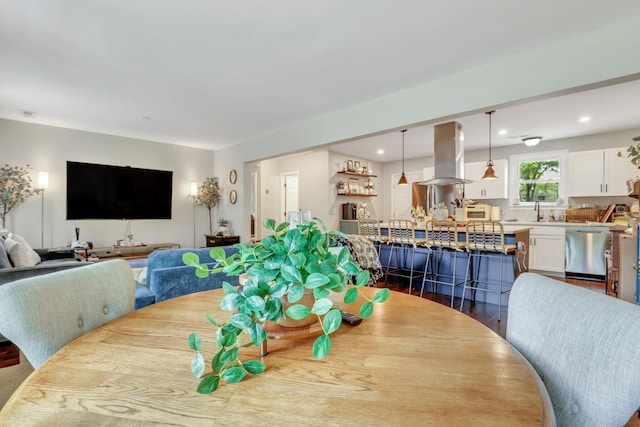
left=0, top=119, right=215, bottom=249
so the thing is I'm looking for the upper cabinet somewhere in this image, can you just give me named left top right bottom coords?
left=568, top=148, right=638, bottom=197
left=464, top=159, right=509, bottom=199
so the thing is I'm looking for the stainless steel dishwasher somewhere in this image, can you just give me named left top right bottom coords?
left=565, top=226, right=610, bottom=281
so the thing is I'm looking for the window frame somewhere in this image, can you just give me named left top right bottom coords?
left=509, top=150, right=568, bottom=207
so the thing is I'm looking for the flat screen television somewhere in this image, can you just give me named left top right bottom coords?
left=66, top=161, right=173, bottom=220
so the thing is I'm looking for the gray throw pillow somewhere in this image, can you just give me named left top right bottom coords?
left=0, top=238, right=12, bottom=269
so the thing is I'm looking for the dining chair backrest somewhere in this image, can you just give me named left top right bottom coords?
left=387, top=219, right=417, bottom=246
left=0, top=259, right=135, bottom=368
left=425, top=220, right=464, bottom=251
left=465, top=220, right=512, bottom=254
left=507, top=272, right=640, bottom=426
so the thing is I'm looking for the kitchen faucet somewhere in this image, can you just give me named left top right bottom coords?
left=534, top=201, right=543, bottom=222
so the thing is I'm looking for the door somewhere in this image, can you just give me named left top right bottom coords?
left=280, top=173, right=299, bottom=223
left=391, top=171, right=422, bottom=219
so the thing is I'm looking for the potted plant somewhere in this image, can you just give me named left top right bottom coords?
left=217, top=218, right=229, bottom=234
left=194, top=177, right=221, bottom=235
left=335, top=180, right=346, bottom=194
left=0, top=164, right=37, bottom=228
left=183, top=217, right=390, bottom=394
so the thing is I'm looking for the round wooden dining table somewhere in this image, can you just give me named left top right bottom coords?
left=0, top=287, right=554, bottom=426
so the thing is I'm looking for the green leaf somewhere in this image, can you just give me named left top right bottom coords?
left=286, top=304, right=311, bottom=320
left=275, top=221, right=289, bottom=233
left=280, top=264, right=303, bottom=283
left=269, top=281, right=288, bottom=299
left=356, top=270, right=371, bottom=287
left=243, top=360, right=266, bottom=375
left=188, top=332, right=202, bottom=351
left=220, top=347, right=239, bottom=365
left=287, top=284, right=305, bottom=303
left=323, top=309, right=342, bottom=334
left=373, top=288, right=391, bottom=303
left=182, top=252, right=200, bottom=266
left=191, top=352, right=205, bottom=378
left=343, top=262, right=360, bottom=276
left=337, top=247, right=350, bottom=265
left=211, top=350, right=225, bottom=372
left=197, top=374, right=220, bottom=394
left=311, top=297, right=333, bottom=315
left=313, top=286, right=329, bottom=299
left=195, top=267, right=210, bottom=278
left=360, top=301, right=374, bottom=319
left=264, top=253, right=286, bottom=270
left=344, top=287, right=359, bottom=304
left=246, top=295, right=266, bottom=311
left=313, top=334, right=331, bottom=359
left=305, top=272, right=330, bottom=288
left=205, top=314, right=219, bottom=327
left=248, top=322, right=267, bottom=345
left=263, top=218, right=276, bottom=231
left=220, top=293, right=243, bottom=311
left=221, top=365, right=246, bottom=383
left=229, top=313, right=254, bottom=329
left=220, top=330, right=238, bottom=347
left=208, top=247, right=226, bottom=261
left=288, top=252, right=306, bottom=269
left=222, top=281, right=237, bottom=294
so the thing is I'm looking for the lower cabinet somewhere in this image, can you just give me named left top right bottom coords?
left=529, top=226, right=566, bottom=273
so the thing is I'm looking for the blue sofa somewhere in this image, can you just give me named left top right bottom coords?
left=135, top=246, right=239, bottom=309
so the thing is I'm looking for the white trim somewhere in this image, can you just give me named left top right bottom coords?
left=509, top=150, right=568, bottom=207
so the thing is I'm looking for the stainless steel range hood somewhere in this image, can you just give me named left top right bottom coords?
left=419, top=121, right=471, bottom=186
left=413, top=121, right=470, bottom=215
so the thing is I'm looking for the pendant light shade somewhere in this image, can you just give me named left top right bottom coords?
left=397, top=129, right=409, bottom=186
left=482, top=111, right=497, bottom=180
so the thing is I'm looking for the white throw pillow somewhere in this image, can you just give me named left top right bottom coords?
left=4, top=233, right=41, bottom=267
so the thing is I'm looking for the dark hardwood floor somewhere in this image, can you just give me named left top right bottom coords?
left=377, top=275, right=607, bottom=339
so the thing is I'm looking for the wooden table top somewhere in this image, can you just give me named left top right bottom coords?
left=0, top=287, right=553, bottom=426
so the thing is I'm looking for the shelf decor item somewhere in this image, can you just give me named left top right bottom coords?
left=183, top=218, right=390, bottom=394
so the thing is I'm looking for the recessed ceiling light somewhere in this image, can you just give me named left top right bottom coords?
left=377, top=149, right=384, bottom=155
left=498, top=129, right=507, bottom=136
left=579, top=116, right=591, bottom=123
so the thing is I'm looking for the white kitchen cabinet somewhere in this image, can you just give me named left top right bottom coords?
left=464, top=159, right=508, bottom=199
left=529, top=226, right=566, bottom=274
left=568, top=147, right=638, bottom=196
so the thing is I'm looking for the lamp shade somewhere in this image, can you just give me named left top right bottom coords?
left=38, top=171, right=49, bottom=189
left=397, top=172, right=408, bottom=186
left=523, top=136, right=542, bottom=146
left=482, top=161, right=497, bottom=180
left=190, top=182, right=198, bottom=197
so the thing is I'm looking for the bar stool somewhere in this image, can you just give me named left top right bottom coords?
left=460, top=221, right=516, bottom=320
left=420, top=220, right=467, bottom=307
left=384, top=219, right=427, bottom=294
left=358, top=218, right=388, bottom=252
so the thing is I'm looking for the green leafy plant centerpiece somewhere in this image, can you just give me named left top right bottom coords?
left=183, top=218, right=390, bottom=394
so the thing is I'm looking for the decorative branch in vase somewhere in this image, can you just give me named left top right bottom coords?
left=194, top=177, right=221, bottom=235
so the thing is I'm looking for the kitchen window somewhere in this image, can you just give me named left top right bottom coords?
left=509, top=150, right=568, bottom=206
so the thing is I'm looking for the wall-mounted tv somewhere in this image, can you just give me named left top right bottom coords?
left=66, top=161, right=173, bottom=220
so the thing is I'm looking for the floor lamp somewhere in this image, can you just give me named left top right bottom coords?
left=189, top=182, right=198, bottom=248
left=36, top=171, right=48, bottom=247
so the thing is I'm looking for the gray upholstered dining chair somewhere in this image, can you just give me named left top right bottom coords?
left=507, top=272, right=640, bottom=427
left=0, top=259, right=135, bottom=369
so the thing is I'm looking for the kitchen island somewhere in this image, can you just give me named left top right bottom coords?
left=377, top=223, right=531, bottom=307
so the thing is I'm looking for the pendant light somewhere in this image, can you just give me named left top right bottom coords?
left=482, top=111, right=497, bottom=180
left=397, top=129, right=408, bottom=185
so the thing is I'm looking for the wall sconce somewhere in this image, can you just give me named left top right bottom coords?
left=36, top=171, right=48, bottom=247
left=189, top=182, right=198, bottom=198
left=522, top=136, right=542, bottom=147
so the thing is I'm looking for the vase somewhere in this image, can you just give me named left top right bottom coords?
left=270, top=288, right=318, bottom=328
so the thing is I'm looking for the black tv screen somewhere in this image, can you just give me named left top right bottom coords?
left=66, top=161, right=173, bottom=220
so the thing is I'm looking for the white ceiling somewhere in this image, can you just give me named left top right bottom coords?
left=1, top=1, right=640, bottom=155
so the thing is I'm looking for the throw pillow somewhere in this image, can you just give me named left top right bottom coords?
left=4, top=233, right=41, bottom=267
left=131, top=267, right=148, bottom=285
left=0, top=238, right=12, bottom=269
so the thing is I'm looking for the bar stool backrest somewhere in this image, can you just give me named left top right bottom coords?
left=358, top=218, right=382, bottom=242
left=465, top=221, right=509, bottom=254
left=425, top=220, right=464, bottom=251
left=388, top=219, right=417, bottom=246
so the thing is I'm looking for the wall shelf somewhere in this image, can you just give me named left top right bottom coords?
left=338, top=193, right=377, bottom=197
left=337, top=171, right=377, bottom=178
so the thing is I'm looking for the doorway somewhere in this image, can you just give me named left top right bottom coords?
left=280, top=172, right=299, bottom=223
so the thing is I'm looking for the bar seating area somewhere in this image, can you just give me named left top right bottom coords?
left=383, top=219, right=427, bottom=294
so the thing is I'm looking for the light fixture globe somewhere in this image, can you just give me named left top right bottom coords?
left=523, top=136, right=542, bottom=147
